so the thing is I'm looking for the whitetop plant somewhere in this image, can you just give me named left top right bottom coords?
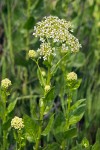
left=0, top=15, right=86, bottom=150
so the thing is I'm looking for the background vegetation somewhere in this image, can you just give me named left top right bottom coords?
left=0, top=0, right=100, bottom=149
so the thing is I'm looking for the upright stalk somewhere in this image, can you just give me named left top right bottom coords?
left=7, top=0, right=15, bottom=74
left=66, top=91, right=72, bottom=130
left=34, top=99, right=44, bottom=150
left=17, top=130, right=22, bottom=150
left=61, top=91, right=72, bottom=150
left=35, top=122, right=42, bottom=150
left=26, top=0, right=31, bottom=52
left=2, top=91, right=7, bottom=150
left=34, top=64, right=51, bottom=150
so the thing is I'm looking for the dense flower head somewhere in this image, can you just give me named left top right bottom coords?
left=1, top=78, right=12, bottom=89
left=28, top=50, right=37, bottom=58
left=67, top=72, right=77, bottom=81
left=11, top=116, right=24, bottom=130
left=33, top=16, right=72, bottom=43
left=37, top=42, right=55, bottom=60
left=33, top=16, right=81, bottom=60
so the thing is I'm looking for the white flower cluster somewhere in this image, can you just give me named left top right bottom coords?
left=33, top=16, right=81, bottom=60
left=1, top=78, right=12, bottom=90
left=37, top=42, right=55, bottom=60
left=67, top=72, right=77, bottom=81
left=33, top=16, right=72, bottom=42
left=11, top=116, right=24, bottom=130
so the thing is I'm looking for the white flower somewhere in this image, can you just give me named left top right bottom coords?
left=67, top=72, right=77, bottom=81
left=39, top=42, right=55, bottom=60
left=33, top=16, right=81, bottom=59
left=11, top=116, right=24, bottom=130
left=1, top=78, right=12, bottom=89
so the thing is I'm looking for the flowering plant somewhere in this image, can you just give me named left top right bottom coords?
left=0, top=16, right=87, bottom=150
left=26, top=16, right=85, bottom=150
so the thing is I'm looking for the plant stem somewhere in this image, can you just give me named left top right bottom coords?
left=17, top=130, right=22, bottom=150
left=2, top=91, right=7, bottom=150
left=7, top=0, right=15, bottom=74
left=61, top=140, right=66, bottom=150
left=34, top=103, right=44, bottom=150
left=35, top=124, right=42, bottom=150
left=1, top=13, right=8, bottom=78
left=47, top=67, right=51, bottom=85
left=26, top=0, right=31, bottom=52
left=60, top=97, right=66, bottom=116
left=66, top=91, right=72, bottom=130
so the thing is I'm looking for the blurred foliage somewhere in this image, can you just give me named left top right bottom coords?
left=0, top=0, right=100, bottom=149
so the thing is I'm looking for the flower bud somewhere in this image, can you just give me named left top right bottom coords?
left=41, top=71, right=46, bottom=77
left=45, top=85, right=50, bottom=92
left=67, top=72, right=77, bottom=81
left=1, top=78, right=12, bottom=90
left=28, top=50, right=37, bottom=59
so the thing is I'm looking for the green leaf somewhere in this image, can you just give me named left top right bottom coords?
left=67, top=79, right=82, bottom=90
left=70, top=99, right=86, bottom=111
left=0, top=101, right=4, bottom=118
left=51, top=52, right=69, bottom=76
left=43, top=143, right=60, bottom=150
left=73, top=79, right=82, bottom=90
left=44, top=87, right=55, bottom=104
left=69, top=113, right=84, bottom=125
left=54, top=112, right=65, bottom=128
left=3, top=119, right=11, bottom=130
left=24, top=115, right=39, bottom=141
left=71, top=104, right=86, bottom=116
left=63, top=127, right=77, bottom=139
left=96, top=128, right=100, bottom=142
left=54, top=127, right=77, bottom=143
left=42, top=114, right=54, bottom=136
left=92, top=141, right=100, bottom=150
left=53, top=112, right=65, bottom=134
left=70, top=52, right=85, bottom=68
left=7, top=100, right=17, bottom=114
left=37, top=66, right=45, bottom=87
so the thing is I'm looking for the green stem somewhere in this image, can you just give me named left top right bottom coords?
left=35, top=124, right=42, bottom=150
left=47, top=67, right=51, bottom=85
left=7, top=0, right=15, bottom=74
left=60, top=97, right=66, bottom=116
left=3, top=131, right=7, bottom=150
left=2, top=91, right=7, bottom=150
left=61, top=92, right=72, bottom=150
left=17, top=130, right=22, bottom=150
left=51, top=52, right=69, bottom=76
left=61, top=140, right=66, bottom=150
left=35, top=100, right=44, bottom=150
left=26, top=0, right=31, bottom=52
left=66, top=92, right=72, bottom=130
left=1, top=13, right=8, bottom=78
